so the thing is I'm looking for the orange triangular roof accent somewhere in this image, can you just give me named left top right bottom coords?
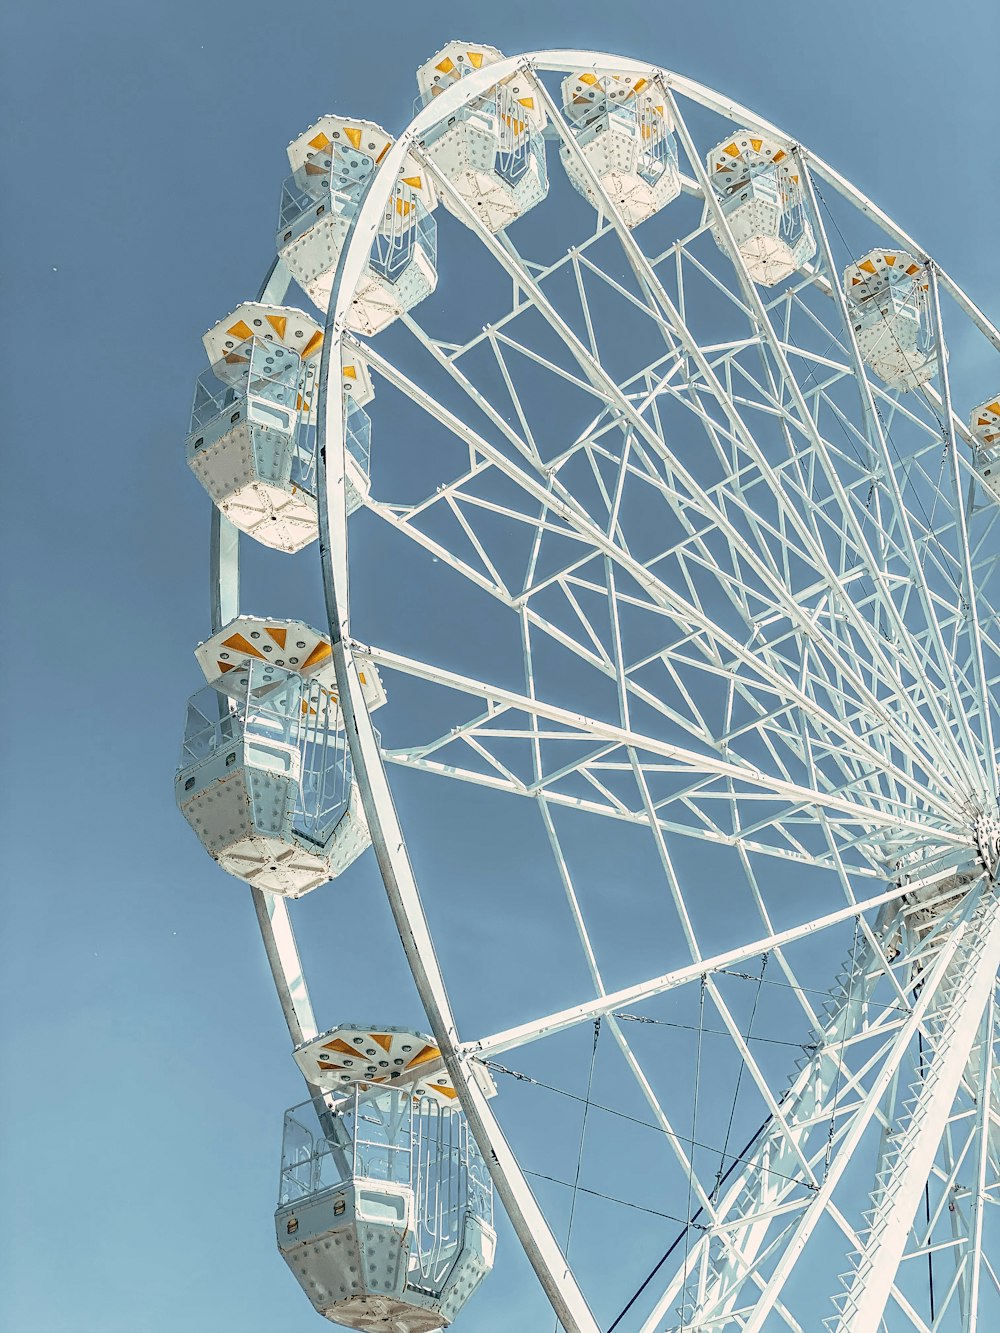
left=343, top=125, right=362, bottom=149
left=429, top=1083, right=458, bottom=1099
left=370, top=1033, right=393, bottom=1052
left=435, top=56, right=455, bottom=73
left=988, top=402, right=1000, bottom=415
left=750, top=137, right=763, bottom=151
left=309, top=132, right=331, bottom=150
left=266, top=314, right=287, bottom=339
left=905, top=263, right=920, bottom=275
left=400, top=175, right=422, bottom=189
left=406, top=1043, right=441, bottom=1069
left=723, top=142, right=740, bottom=157
left=772, top=149, right=786, bottom=163
left=859, top=259, right=877, bottom=274
left=218, top=661, right=236, bottom=673
left=468, top=51, right=483, bottom=68
left=516, top=96, right=534, bottom=109
left=375, top=142, right=390, bottom=163
left=633, top=77, right=648, bottom=92
left=578, top=72, right=598, bottom=85
left=301, top=330, right=323, bottom=360
left=222, top=632, right=265, bottom=659
left=227, top=319, right=254, bottom=342
left=884, top=254, right=896, bottom=266
left=266, top=626, right=287, bottom=648
left=301, top=639, right=332, bottom=672
left=316, top=1060, right=344, bottom=1071
left=322, top=1037, right=363, bottom=1058
left=343, top=364, right=357, bottom=380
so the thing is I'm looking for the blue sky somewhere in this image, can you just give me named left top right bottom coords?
left=2, top=2, right=998, bottom=1330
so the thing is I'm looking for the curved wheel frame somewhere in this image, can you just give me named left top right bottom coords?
left=204, top=51, right=1000, bottom=1333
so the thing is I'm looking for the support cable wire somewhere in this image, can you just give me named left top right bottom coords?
left=680, top=977, right=707, bottom=1330
left=714, top=954, right=768, bottom=1200
left=482, top=1060, right=816, bottom=1193
left=566, top=1020, right=602, bottom=1253
left=554, top=1018, right=601, bottom=1333
left=614, top=1003, right=803, bottom=1051
left=605, top=1114, right=775, bottom=1332
left=526, top=1169, right=708, bottom=1229
left=715, top=966, right=907, bottom=1017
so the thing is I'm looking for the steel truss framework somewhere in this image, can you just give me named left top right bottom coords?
left=204, top=51, right=1000, bottom=1332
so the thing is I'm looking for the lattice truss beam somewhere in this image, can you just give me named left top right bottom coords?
left=348, top=145, right=1000, bottom=875
left=306, top=67, right=1000, bottom=1331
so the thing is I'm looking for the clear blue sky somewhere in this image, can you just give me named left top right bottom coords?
left=2, top=2, right=998, bottom=1330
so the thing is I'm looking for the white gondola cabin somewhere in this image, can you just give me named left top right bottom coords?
left=187, top=303, right=374, bottom=551
left=276, top=1027, right=495, bottom=1331
left=971, top=396, right=1000, bottom=501
left=559, top=70, right=680, bottom=228
left=707, top=131, right=815, bottom=285
left=415, top=43, right=548, bottom=235
left=175, top=616, right=385, bottom=896
left=278, top=117, right=438, bottom=334
left=844, top=250, right=940, bottom=392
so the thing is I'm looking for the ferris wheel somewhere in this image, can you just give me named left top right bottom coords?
left=175, top=42, right=1000, bottom=1333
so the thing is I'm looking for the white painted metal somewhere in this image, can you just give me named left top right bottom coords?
left=318, top=55, right=998, bottom=1330
left=843, top=249, right=938, bottom=392
left=558, top=69, right=680, bottom=228
left=705, top=129, right=814, bottom=285
left=416, top=43, right=549, bottom=235
left=831, top=890, right=1000, bottom=1330
left=251, top=888, right=317, bottom=1045
left=189, top=47, right=1000, bottom=1333
left=308, top=111, right=602, bottom=1328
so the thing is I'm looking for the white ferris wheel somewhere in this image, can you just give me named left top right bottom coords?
left=175, top=42, right=1000, bottom=1333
